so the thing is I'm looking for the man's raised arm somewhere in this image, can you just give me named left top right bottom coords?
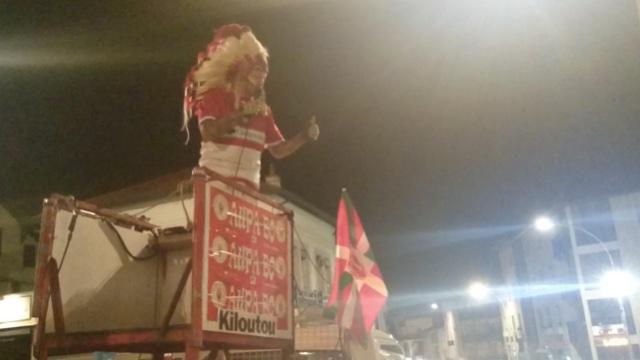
left=269, top=116, right=319, bottom=159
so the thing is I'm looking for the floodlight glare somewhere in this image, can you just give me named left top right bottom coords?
left=430, top=302, right=439, bottom=310
left=600, top=270, right=638, bottom=298
left=468, top=282, right=490, bottom=300
left=533, top=216, right=556, bottom=233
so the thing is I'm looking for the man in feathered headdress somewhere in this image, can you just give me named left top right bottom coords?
left=183, top=24, right=319, bottom=189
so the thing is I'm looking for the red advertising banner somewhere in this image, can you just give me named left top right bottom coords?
left=201, top=181, right=293, bottom=340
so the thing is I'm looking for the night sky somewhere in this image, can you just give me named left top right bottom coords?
left=2, top=1, right=640, bottom=298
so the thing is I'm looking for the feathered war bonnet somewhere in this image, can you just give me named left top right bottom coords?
left=182, top=24, right=269, bottom=143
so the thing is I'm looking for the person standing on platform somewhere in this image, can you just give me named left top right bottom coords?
left=182, top=24, right=319, bottom=190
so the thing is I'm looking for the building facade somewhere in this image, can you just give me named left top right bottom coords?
left=501, top=191, right=640, bottom=360
left=564, top=193, right=640, bottom=360
left=388, top=190, right=640, bottom=360
left=0, top=204, right=39, bottom=360
left=501, top=218, right=590, bottom=360
left=0, top=204, right=37, bottom=294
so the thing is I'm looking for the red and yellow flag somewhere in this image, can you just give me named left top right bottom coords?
left=326, top=190, right=388, bottom=342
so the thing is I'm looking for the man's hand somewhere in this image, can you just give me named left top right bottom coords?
left=303, top=116, right=320, bottom=142
left=268, top=115, right=319, bottom=159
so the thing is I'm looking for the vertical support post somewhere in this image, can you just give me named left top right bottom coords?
left=34, top=258, right=66, bottom=359
left=33, top=263, right=52, bottom=359
left=566, top=206, right=599, bottom=360
left=33, top=199, right=58, bottom=359
left=48, top=259, right=65, bottom=336
left=445, top=310, right=459, bottom=359
left=37, top=344, right=48, bottom=360
left=185, top=343, right=200, bottom=360
left=281, top=346, right=292, bottom=360
left=33, top=284, right=50, bottom=360
left=618, top=297, right=635, bottom=360
left=161, top=258, right=193, bottom=334
left=191, top=170, right=207, bottom=349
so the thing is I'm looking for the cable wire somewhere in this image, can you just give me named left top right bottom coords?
left=129, top=179, right=193, bottom=230
left=102, top=220, right=157, bottom=261
left=293, top=224, right=331, bottom=285
left=178, top=180, right=193, bottom=230
left=57, top=209, right=79, bottom=273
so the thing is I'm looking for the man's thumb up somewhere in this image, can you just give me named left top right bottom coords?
left=305, top=115, right=320, bottom=141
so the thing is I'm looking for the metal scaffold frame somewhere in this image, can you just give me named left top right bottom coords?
left=32, top=168, right=295, bottom=360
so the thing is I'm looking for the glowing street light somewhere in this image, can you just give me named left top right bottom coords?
left=430, top=302, right=439, bottom=310
left=468, top=282, right=490, bottom=300
left=533, top=216, right=555, bottom=233
left=599, top=270, right=638, bottom=298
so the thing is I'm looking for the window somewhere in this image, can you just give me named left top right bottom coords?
left=572, top=200, right=617, bottom=246
left=23, top=243, right=36, bottom=267
left=539, top=307, right=551, bottom=329
left=588, top=298, right=622, bottom=326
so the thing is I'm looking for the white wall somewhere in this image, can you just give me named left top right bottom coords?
left=270, top=194, right=335, bottom=297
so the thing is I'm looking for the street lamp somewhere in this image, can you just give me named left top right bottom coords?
left=466, top=280, right=524, bottom=358
left=468, top=282, right=490, bottom=301
left=532, top=215, right=620, bottom=266
left=600, top=270, right=638, bottom=299
left=533, top=216, right=555, bottom=233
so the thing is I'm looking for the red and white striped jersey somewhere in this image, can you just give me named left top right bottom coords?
left=196, top=87, right=284, bottom=188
